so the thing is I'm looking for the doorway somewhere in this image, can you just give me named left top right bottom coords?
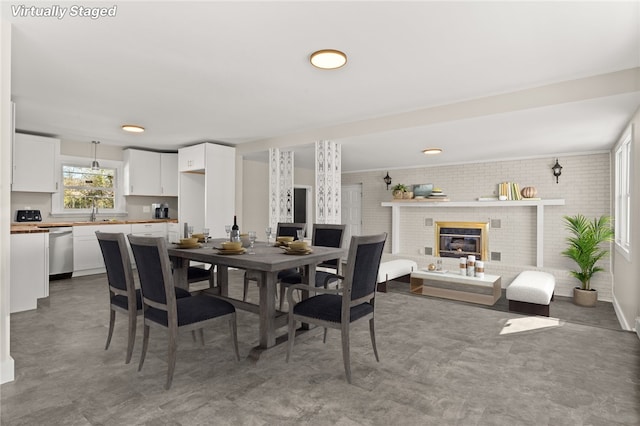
left=294, top=185, right=312, bottom=237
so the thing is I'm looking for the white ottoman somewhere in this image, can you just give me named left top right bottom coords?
left=506, top=271, right=555, bottom=316
left=377, top=260, right=418, bottom=292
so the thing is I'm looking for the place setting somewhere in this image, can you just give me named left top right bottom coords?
left=173, top=237, right=203, bottom=249
left=282, top=239, right=313, bottom=255
left=214, top=241, right=247, bottom=255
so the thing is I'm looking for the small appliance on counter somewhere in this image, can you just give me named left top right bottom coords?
left=16, top=209, right=42, bottom=222
left=152, top=203, right=169, bottom=219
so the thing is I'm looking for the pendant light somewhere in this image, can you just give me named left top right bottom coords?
left=91, top=140, right=100, bottom=170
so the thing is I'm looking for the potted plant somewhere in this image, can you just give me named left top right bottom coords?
left=561, top=214, right=614, bottom=307
left=392, top=184, right=408, bottom=199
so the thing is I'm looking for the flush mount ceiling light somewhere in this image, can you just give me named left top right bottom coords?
left=422, top=148, right=443, bottom=155
left=121, top=124, right=145, bottom=133
left=310, top=49, right=347, bottom=69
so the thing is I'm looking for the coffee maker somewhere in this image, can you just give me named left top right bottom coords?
left=152, top=203, right=169, bottom=219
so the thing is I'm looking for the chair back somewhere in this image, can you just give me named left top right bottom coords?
left=312, top=224, right=346, bottom=269
left=127, top=235, right=176, bottom=314
left=342, top=233, right=387, bottom=302
left=96, top=231, right=136, bottom=300
left=276, top=222, right=306, bottom=240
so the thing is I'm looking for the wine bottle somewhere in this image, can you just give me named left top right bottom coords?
left=230, top=215, right=240, bottom=242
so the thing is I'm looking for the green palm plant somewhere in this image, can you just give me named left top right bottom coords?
left=561, top=214, right=614, bottom=290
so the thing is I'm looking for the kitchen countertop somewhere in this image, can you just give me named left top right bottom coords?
left=10, top=219, right=178, bottom=234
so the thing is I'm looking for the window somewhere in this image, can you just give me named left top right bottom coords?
left=52, top=156, right=126, bottom=216
left=614, top=125, right=632, bottom=259
left=62, top=165, right=115, bottom=209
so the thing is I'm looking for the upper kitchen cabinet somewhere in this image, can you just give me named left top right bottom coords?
left=160, top=153, right=179, bottom=196
left=12, top=133, right=60, bottom=192
left=123, top=149, right=178, bottom=196
left=179, top=143, right=235, bottom=237
left=178, top=144, right=206, bottom=172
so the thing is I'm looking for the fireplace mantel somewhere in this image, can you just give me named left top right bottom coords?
left=381, top=199, right=565, bottom=267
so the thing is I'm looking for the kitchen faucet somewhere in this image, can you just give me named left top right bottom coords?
left=90, top=198, right=98, bottom=222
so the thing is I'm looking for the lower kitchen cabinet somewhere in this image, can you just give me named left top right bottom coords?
left=10, top=232, right=49, bottom=313
left=73, top=224, right=131, bottom=276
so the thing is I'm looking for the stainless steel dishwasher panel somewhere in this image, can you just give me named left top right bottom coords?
left=48, top=227, right=73, bottom=279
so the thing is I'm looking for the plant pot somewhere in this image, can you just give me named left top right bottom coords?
left=573, top=287, right=597, bottom=307
left=392, top=190, right=404, bottom=199
left=403, top=191, right=414, bottom=199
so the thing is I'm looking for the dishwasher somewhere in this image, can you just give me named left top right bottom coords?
left=48, top=227, right=74, bottom=280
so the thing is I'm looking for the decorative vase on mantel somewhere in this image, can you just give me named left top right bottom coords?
left=392, top=190, right=404, bottom=199
left=573, top=287, right=597, bottom=307
left=521, top=186, right=537, bottom=199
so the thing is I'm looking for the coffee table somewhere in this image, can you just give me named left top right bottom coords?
left=410, top=270, right=502, bottom=306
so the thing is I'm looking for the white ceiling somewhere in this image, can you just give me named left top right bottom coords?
left=6, top=1, right=640, bottom=172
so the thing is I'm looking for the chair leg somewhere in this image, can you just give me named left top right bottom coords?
left=279, top=283, right=286, bottom=311
left=341, top=325, right=351, bottom=384
left=138, top=324, right=150, bottom=371
left=105, top=308, right=115, bottom=350
left=369, top=318, right=380, bottom=362
left=243, top=274, right=249, bottom=302
left=286, top=314, right=296, bottom=362
left=229, top=314, right=240, bottom=361
left=125, top=310, right=137, bottom=364
left=166, top=329, right=178, bottom=390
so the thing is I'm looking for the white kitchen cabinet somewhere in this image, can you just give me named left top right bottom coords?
left=178, top=144, right=205, bottom=172
left=179, top=143, right=235, bottom=238
left=160, top=153, right=178, bottom=196
left=12, top=133, right=60, bottom=192
left=123, top=149, right=161, bottom=196
left=10, top=232, right=49, bottom=313
left=73, top=224, right=131, bottom=276
left=167, top=222, right=180, bottom=244
left=123, top=149, right=179, bottom=196
left=131, top=222, right=167, bottom=237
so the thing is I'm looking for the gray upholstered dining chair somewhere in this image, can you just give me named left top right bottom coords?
left=242, top=222, right=307, bottom=302
left=96, top=231, right=192, bottom=364
left=278, top=223, right=346, bottom=310
left=128, top=235, right=240, bottom=390
left=285, top=232, right=387, bottom=383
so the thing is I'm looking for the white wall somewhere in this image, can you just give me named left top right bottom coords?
left=342, top=153, right=613, bottom=301
left=611, top=107, right=640, bottom=333
left=1, top=16, right=14, bottom=384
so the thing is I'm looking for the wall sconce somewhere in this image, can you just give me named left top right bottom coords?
left=383, top=172, right=392, bottom=190
left=551, top=158, right=563, bottom=183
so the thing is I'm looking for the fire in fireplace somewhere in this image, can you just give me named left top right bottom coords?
left=435, top=221, right=489, bottom=260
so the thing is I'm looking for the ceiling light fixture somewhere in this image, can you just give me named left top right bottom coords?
left=422, top=148, right=443, bottom=155
left=121, top=124, right=145, bottom=133
left=91, top=140, right=100, bottom=170
left=310, top=49, right=347, bottom=70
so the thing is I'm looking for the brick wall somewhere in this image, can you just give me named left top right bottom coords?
left=342, top=153, right=613, bottom=300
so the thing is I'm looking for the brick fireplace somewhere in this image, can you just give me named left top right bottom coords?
left=435, top=221, right=489, bottom=260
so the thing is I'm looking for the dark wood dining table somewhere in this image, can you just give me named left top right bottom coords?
left=167, top=238, right=346, bottom=357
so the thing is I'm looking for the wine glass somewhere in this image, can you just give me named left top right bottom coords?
left=248, top=231, right=257, bottom=254
left=225, top=225, right=231, bottom=240
left=265, top=227, right=272, bottom=245
left=187, top=226, right=194, bottom=238
left=202, top=228, right=210, bottom=243
left=296, top=229, right=304, bottom=241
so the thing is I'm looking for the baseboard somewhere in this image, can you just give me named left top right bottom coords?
left=611, top=293, right=632, bottom=331
left=0, top=356, right=15, bottom=384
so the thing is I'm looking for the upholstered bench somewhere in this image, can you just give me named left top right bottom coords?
left=506, top=271, right=556, bottom=317
left=377, top=260, right=418, bottom=292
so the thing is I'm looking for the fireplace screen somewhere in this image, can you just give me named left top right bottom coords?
left=435, top=221, right=488, bottom=260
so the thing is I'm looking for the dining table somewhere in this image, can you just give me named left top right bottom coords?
left=167, top=238, right=346, bottom=358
